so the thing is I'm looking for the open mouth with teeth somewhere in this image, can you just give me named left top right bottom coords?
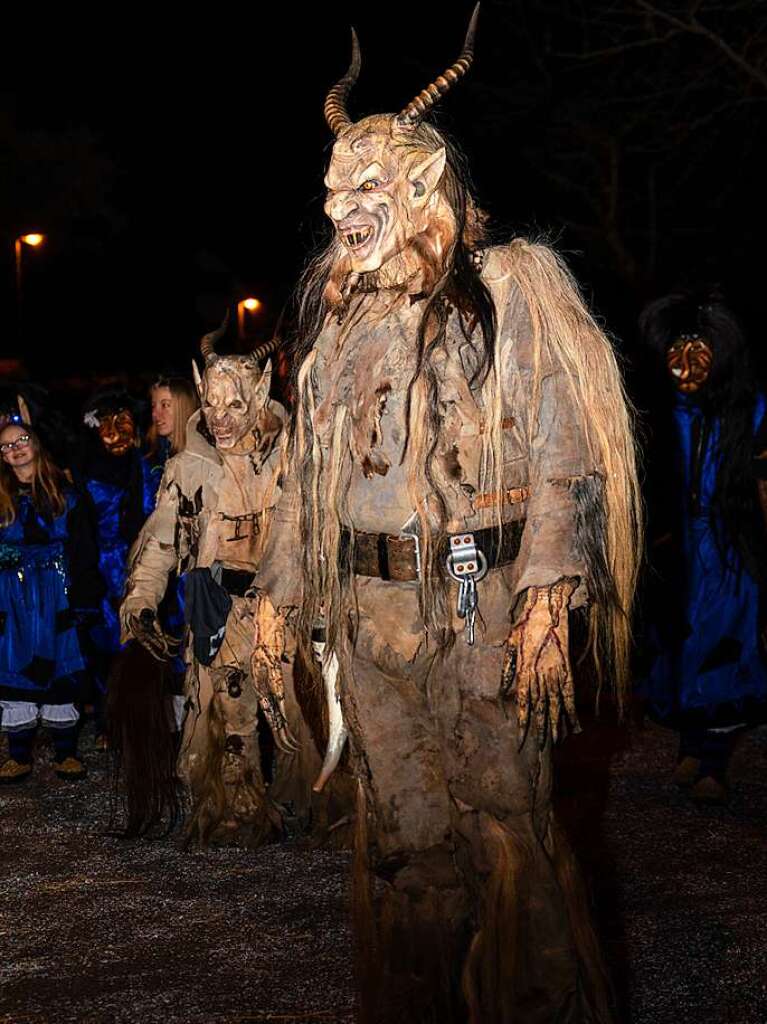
left=342, top=225, right=374, bottom=250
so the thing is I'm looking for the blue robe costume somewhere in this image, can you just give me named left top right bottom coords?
left=79, top=448, right=155, bottom=694
left=641, top=394, right=767, bottom=727
left=0, top=488, right=103, bottom=709
left=144, top=436, right=172, bottom=502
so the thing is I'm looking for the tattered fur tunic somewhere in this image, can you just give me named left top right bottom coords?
left=262, top=243, right=601, bottom=643
left=123, top=408, right=283, bottom=609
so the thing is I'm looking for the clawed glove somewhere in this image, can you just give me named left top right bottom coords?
left=501, top=578, right=579, bottom=746
left=127, top=608, right=180, bottom=662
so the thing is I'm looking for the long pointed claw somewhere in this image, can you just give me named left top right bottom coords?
left=273, top=725, right=300, bottom=754
left=142, top=633, right=170, bottom=662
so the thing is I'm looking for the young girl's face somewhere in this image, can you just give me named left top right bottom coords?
left=151, top=387, right=174, bottom=438
left=0, top=425, right=36, bottom=475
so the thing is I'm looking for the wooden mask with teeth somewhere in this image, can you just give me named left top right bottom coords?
left=322, top=6, right=479, bottom=279
left=192, top=321, right=273, bottom=454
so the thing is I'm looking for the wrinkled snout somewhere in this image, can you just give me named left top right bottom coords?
left=326, top=190, right=360, bottom=225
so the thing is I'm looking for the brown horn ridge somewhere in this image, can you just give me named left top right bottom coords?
left=324, top=28, right=361, bottom=136
left=250, top=336, right=280, bottom=363
left=200, top=312, right=229, bottom=365
left=397, top=3, right=479, bottom=126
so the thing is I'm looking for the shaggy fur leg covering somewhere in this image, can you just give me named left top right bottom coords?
left=462, top=815, right=614, bottom=1024
left=548, top=819, right=615, bottom=1024
left=353, top=781, right=466, bottom=1024
left=461, top=818, right=527, bottom=1023
left=185, top=694, right=280, bottom=847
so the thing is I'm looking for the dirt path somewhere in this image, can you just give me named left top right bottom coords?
left=1, top=720, right=764, bottom=1023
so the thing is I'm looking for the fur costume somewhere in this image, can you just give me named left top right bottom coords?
left=257, top=9, right=642, bottom=1021
left=120, top=332, right=322, bottom=844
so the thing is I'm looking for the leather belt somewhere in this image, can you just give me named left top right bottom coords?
left=343, top=519, right=525, bottom=582
left=220, top=568, right=256, bottom=597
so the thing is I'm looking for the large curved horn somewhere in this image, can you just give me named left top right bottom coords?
left=249, top=336, right=280, bottom=363
left=324, top=28, right=361, bottom=136
left=397, top=4, right=479, bottom=126
left=200, top=311, right=229, bottom=365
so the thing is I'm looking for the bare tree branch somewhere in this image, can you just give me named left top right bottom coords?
left=634, top=0, right=767, bottom=90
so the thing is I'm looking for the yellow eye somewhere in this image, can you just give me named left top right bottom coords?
left=359, top=179, right=379, bottom=192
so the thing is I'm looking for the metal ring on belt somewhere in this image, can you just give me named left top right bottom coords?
left=341, top=519, right=525, bottom=582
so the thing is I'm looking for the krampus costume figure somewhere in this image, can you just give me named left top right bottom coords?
left=120, top=327, right=321, bottom=844
left=257, top=8, right=642, bottom=1022
left=257, top=9, right=641, bottom=1022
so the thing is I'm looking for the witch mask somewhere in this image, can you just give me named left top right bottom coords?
left=666, top=335, right=713, bottom=395
left=98, top=409, right=137, bottom=457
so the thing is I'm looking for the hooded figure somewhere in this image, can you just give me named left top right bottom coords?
left=120, top=325, right=323, bottom=844
left=255, top=9, right=641, bottom=1022
left=638, top=289, right=767, bottom=803
left=74, top=386, right=154, bottom=743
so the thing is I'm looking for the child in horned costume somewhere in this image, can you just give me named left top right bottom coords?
left=120, top=326, right=321, bottom=844
left=256, top=7, right=641, bottom=1022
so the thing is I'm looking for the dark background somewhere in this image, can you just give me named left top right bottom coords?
left=1, top=0, right=765, bottom=386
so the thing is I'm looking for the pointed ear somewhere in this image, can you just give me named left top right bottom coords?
left=191, top=359, right=203, bottom=397
left=16, top=395, right=31, bottom=425
left=253, top=358, right=272, bottom=407
left=408, top=147, right=446, bottom=207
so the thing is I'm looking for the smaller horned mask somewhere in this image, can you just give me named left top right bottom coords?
left=192, top=320, right=273, bottom=453
left=321, top=6, right=479, bottom=277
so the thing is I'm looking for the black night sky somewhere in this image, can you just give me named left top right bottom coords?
left=2, top=1, right=765, bottom=387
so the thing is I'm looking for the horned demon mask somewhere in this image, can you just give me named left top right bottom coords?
left=322, top=5, right=479, bottom=282
left=192, top=322, right=276, bottom=455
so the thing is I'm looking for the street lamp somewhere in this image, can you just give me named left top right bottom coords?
left=237, top=296, right=262, bottom=342
left=15, top=233, right=46, bottom=348
left=15, top=233, right=45, bottom=290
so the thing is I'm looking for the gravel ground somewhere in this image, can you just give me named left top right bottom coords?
left=0, top=717, right=765, bottom=1024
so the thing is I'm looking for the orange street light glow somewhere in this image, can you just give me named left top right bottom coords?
left=242, top=297, right=260, bottom=311
left=20, top=233, right=44, bottom=247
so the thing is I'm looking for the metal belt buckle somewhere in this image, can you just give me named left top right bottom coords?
left=399, top=513, right=422, bottom=580
left=446, top=532, right=488, bottom=646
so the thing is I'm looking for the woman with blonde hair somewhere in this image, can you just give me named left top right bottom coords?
left=116, top=376, right=199, bottom=753
left=0, top=421, right=103, bottom=783
left=145, top=377, right=199, bottom=500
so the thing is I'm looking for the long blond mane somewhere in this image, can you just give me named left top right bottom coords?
left=496, top=239, right=642, bottom=706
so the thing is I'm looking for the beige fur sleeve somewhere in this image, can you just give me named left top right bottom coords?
left=252, top=460, right=303, bottom=612
left=488, top=243, right=617, bottom=611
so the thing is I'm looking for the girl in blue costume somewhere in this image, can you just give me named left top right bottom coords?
left=639, top=291, right=767, bottom=803
left=0, top=421, right=103, bottom=783
left=75, top=388, right=154, bottom=746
